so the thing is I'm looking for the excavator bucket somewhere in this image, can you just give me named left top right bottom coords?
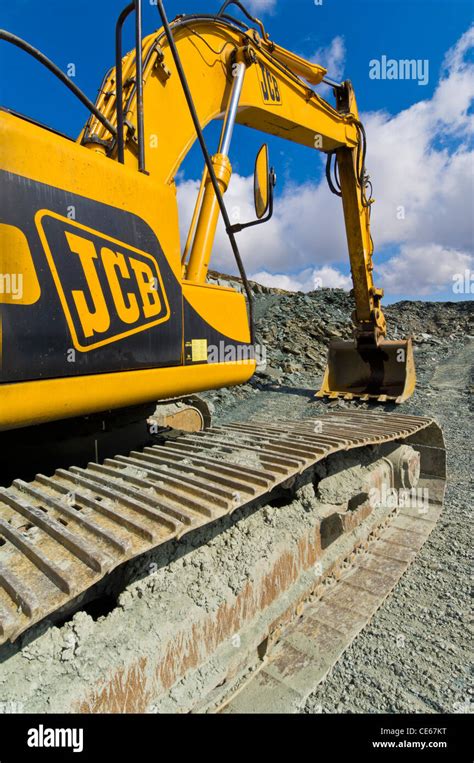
left=316, top=338, right=416, bottom=403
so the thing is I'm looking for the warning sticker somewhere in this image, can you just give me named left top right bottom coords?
left=185, top=339, right=208, bottom=363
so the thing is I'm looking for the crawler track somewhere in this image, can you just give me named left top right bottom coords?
left=221, top=478, right=446, bottom=713
left=0, top=411, right=445, bottom=648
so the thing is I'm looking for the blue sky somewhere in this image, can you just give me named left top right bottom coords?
left=1, top=0, right=473, bottom=301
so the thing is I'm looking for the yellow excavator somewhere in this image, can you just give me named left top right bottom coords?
left=0, top=0, right=442, bottom=664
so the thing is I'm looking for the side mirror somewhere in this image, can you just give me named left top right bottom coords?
left=230, top=143, right=276, bottom=234
left=254, top=144, right=270, bottom=219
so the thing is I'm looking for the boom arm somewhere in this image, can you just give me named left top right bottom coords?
left=84, top=13, right=386, bottom=346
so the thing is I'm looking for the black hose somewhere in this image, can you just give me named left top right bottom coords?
left=0, top=30, right=116, bottom=137
left=217, top=0, right=268, bottom=40
left=326, top=121, right=373, bottom=208
left=325, top=151, right=341, bottom=197
left=155, top=0, right=255, bottom=346
left=353, top=120, right=371, bottom=207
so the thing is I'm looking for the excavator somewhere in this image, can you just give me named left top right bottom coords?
left=0, top=1, right=445, bottom=706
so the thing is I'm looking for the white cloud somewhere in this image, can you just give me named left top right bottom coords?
left=376, top=25, right=474, bottom=302
left=311, top=35, right=346, bottom=83
left=250, top=266, right=352, bottom=292
left=249, top=271, right=305, bottom=291
left=361, top=27, right=474, bottom=275
left=178, top=25, right=474, bottom=300
left=442, top=25, right=474, bottom=78
left=379, top=244, right=473, bottom=297
left=312, top=266, right=352, bottom=290
left=178, top=174, right=347, bottom=275
left=245, top=0, right=277, bottom=15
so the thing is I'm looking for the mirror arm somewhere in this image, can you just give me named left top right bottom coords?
left=229, top=170, right=275, bottom=234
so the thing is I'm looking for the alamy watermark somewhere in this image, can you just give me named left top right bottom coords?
left=207, top=341, right=267, bottom=370
left=27, top=724, right=83, bottom=753
left=369, top=55, right=429, bottom=86
left=369, top=485, right=429, bottom=513
left=0, top=272, right=23, bottom=300
left=452, top=269, right=473, bottom=294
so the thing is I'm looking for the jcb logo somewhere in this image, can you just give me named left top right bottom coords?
left=259, top=63, right=281, bottom=105
left=36, top=211, right=170, bottom=351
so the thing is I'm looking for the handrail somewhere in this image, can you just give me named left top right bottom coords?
left=115, top=0, right=146, bottom=172
left=115, top=3, right=135, bottom=163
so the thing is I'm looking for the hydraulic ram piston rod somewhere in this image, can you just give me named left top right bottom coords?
left=186, top=61, right=246, bottom=283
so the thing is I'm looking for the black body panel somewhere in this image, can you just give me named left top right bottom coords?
left=0, top=171, right=183, bottom=382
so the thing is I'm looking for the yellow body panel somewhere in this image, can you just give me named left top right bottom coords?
left=0, top=361, right=255, bottom=431
left=0, top=224, right=41, bottom=305
left=182, top=281, right=251, bottom=344
left=0, top=111, right=182, bottom=276
left=0, top=109, right=253, bottom=428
